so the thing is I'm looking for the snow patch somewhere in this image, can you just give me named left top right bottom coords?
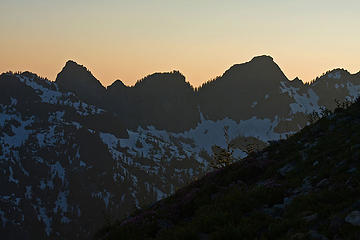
left=0, top=210, right=8, bottom=227
left=37, top=207, right=52, bottom=236
left=54, top=191, right=68, bottom=214
left=91, top=191, right=111, bottom=208
left=280, top=82, right=320, bottom=114
left=0, top=115, right=34, bottom=153
left=48, top=111, right=65, bottom=122
left=153, top=187, right=167, bottom=201
left=25, top=186, right=32, bottom=199
left=39, top=180, right=46, bottom=190
left=49, top=162, right=65, bottom=184
left=8, top=166, right=19, bottom=184
left=346, top=82, right=360, bottom=100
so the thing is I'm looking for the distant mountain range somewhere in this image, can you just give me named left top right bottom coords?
left=1, top=56, right=359, bottom=239
left=55, top=55, right=360, bottom=133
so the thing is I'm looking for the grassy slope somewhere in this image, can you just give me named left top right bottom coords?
left=96, top=100, right=360, bottom=240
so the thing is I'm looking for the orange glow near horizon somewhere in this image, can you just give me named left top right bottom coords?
left=1, top=0, right=359, bottom=88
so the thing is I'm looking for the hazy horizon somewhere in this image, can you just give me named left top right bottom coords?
left=1, top=0, right=359, bottom=87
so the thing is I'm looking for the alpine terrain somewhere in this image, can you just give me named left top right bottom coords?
left=97, top=92, right=360, bottom=240
left=1, top=56, right=359, bottom=239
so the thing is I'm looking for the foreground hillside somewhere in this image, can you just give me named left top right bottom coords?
left=97, top=99, right=360, bottom=239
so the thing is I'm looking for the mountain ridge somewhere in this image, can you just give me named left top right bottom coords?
left=54, top=56, right=358, bottom=91
left=56, top=56, right=294, bottom=90
left=53, top=56, right=360, bottom=132
left=1, top=56, right=360, bottom=239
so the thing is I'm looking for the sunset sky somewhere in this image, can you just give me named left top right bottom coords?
left=1, top=0, right=359, bottom=87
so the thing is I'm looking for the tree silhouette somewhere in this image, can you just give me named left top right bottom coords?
left=210, top=127, right=234, bottom=169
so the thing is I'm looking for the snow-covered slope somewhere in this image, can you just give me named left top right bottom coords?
left=0, top=72, right=205, bottom=239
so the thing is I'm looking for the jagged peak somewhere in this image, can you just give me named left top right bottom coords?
left=108, top=79, right=127, bottom=89
left=218, top=55, right=288, bottom=84
left=107, top=79, right=128, bottom=93
left=250, top=55, right=274, bottom=62
left=65, top=60, right=81, bottom=67
left=310, top=68, right=351, bottom=85
left=197, top=55, right=289, bottom=90
left=326, top=68, right=350, bottom=79
left=55, top=60, right=105, bottom=104
left=60, top=60, right=93, bottom=77
left=225, top=55, right=281, bottom=73
left=286, top=76, right=305, bottom=88
left=56, top=60, right=105, bottom=89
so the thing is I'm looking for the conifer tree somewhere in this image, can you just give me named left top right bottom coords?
left=210, top=126, right=234, bottom=169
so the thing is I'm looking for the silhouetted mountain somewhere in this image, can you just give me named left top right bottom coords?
left=56, top=61, right=106, bottom=104
left=197, top=55, right=291, bottom=121
left=132, top=71, right=199, bottom=131
left=105, top=79, right=130, bottom=119
left=106, top=71, right=199, bottom=132
left=1, top=56, right=360, bottom=239
left=310, top=69, right=360, bottom=110
left=107, top=79, right=128, bottom=93
left=54, top=57, right=360, bottom=134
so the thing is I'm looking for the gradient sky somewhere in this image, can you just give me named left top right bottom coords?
left=1, top=0, right=359, bottom=87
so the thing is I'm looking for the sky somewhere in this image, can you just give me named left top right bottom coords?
left=1, top=0, right=359, bottom=87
